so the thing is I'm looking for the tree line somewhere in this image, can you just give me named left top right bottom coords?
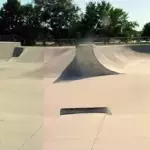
left=0, top=0, right=149, bottom=45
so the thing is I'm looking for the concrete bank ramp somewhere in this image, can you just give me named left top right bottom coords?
left=26, top=47, right=75, bottom=79
left=57, top=44, right=118, bottom=81
left=95, top=44, right=150, bottom=74
left=0, top=42, right=20, bottom=60
left=0, top=43, right=44, bottom=63
left=17, top=47, right=44, bottom=63
left=0, top=43, right=45, bottom=79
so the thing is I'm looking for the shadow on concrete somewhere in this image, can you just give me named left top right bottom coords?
left=54, top=57, right=83, bottom=82
left=12, top=47, right=24, bottom=57
left=128, top=45, right=150, bottom=54
left=54, top=56, right=119, bottom=83
left=54, top=72, right=119, bottom=83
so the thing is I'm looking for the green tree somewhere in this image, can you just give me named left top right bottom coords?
left=141, top=22, right=150, bottom=39
left=0, top=0, right=140, bottom=44
left=0, top=0, right=42, bottom=45
left=34, top=0, right=80, bottom=39
left=78, top=1, right=139, bottom=39
left=0, top=0, right=21, bottom=34
left=18, top=4, right=41, bottom=45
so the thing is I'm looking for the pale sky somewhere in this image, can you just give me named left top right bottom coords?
left=0, top=0, right=32, bottom=5
left=74, top=0, right=150, bottom=31
left=0, top=0, right=150, bottom=30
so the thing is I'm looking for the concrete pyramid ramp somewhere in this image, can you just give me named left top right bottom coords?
left=57, top=44, right=118, bottom=81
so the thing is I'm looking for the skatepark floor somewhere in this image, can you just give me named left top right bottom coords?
left=1, top=43, right=150, bottom=150
left=0, top=43, right=43, bottom=150
left=47, top=74, right=150, bottom=150
left=0, top=79, right=43, bottom=150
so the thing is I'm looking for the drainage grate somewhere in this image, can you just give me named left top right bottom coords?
left=60, top=107, right=112, bottom=115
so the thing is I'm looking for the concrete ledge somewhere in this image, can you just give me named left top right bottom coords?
left=0, top=42, right=21, bottom=60
left=60, top=107, right=112, bottom=115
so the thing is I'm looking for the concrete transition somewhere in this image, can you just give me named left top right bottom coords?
left=56, top=44, right=118, bottom=81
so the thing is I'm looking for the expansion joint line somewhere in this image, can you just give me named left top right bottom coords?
left=91, top=115, right=107, bottom=150
left=18, top=124, right=43, bottom=150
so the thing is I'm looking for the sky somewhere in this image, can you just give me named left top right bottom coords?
left=74, top=0, right=150, bottom=31
left=0, top=0, right=32, bottom=6
left=0, top=0, right=150, bottom=30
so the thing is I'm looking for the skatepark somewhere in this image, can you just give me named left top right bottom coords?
left=47, top=43, right=150, bottom=150
left=1, top=42, right=150, bottom=149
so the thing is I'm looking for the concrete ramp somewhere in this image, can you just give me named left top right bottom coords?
left=95, top=45, right=150, bottom=74
left=25, top=47, right=75, bottom=79
left=17, top=47, right=44, bottom=63
left=0, top=42, right=20, bottom=60
left=57, top=44, right=118, bottom=81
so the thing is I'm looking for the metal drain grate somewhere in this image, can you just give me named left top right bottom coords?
left=60, top=107, right=112, bottom=115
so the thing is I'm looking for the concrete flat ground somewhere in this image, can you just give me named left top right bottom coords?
left=0, top=79, right=43, bottom=150
left=46, top=75, right=150, bottom=150
left=0, top=42, right=43, bottom=150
